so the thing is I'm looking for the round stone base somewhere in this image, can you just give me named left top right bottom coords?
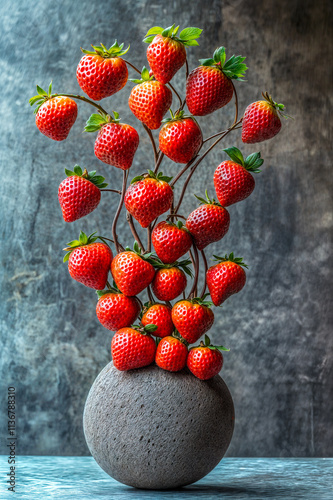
left=83, top=362, right=234, bottom=490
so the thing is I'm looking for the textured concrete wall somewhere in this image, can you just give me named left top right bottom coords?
left=0, top=0, right=332, bottom=456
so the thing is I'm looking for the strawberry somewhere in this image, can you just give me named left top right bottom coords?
left=143, top=25, right=202, bottom=85
left=186, top=47, right=247, bottom=116
left=152, top=220, right=192, bottom=264
left=29, top=82, right=77, bottom=141
left=155, top=335, right=188, bottom=372
left=85, top=111, right=139, bottom=170
left=58, top=165, right=108, bottom=222
left=76, top=42, right=129, bottom=101
left=63, top=232, right=113, bottom=290
left=141, top=303, right=174, bottom=338
left=151, top=259, right=192, bottom=302
left=159, top=110, right=202, bottom=164
left=242, top=92, right=287, bottom=144
left=124, top=170, right=173, bottom=228
left=214, top=147, right=264, bottom=207
left=206, top=253, right=247, bottom=306
left=128, top=67, right=172, bottom=130
left=111, top=243, right=155, bottom=296
left=187, top=334, right=229, bottom=380
left=171, top=298, right=214, bottom=344
left=185, top=191, right=230, bottom=250
left=111, top=325, right=157, bottom=371
left=96, top=288, right=141, bottom=331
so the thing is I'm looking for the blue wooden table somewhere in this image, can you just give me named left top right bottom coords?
left=0, top=457, right=332, bottom=499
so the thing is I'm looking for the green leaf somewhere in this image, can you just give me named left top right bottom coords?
left=84, top=113, right=107, bottom=133
left=181, top=39, right=199, bottom=46
left=223, top=147, right=245, bottom=166
left=144, top=324, right=158, bottom=332
left=213, top=46, right=226, bottom=65
left=162, top=24, right=175, bottom=37
left=65, top=168, right=75, bottom=177
left=141, top=66, right=150, bottom=80
left=36, top=85, right=47, bottom=96
left=143, top=35, right=155, bottom=44
left=48, top=81, right=53, bottom=95
left=204, top=334, right=210, bottom=346
left=215, top=345, right=230, bottom=351
left=73, top=165, right=83, bottom=176
left=144, top=26, right=164, bottom=37
left=133, top=241, right=140, bottom=254
left=199, top=58, right=215, bottom=66
left=112, top=110, right=119, bottom=120
left=131, top=175, right=144, bottom=185
left=79, top=231, right=88, bottom=245
left=179, top=27, right=202, bottom=40
left=63, top=252, right=71, bottom=263
left=91, top=175, right=104, bottom=184
left=29, top=95, right=43, bottom=105
left=244, top=152, right=264, bottom=172
left=222, top=54, right=247, bottom=80
left=176, top=221, right=183, bottom=229
left=98, top=182, right=108, bottom=189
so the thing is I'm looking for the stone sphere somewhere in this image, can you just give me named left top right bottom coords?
left=83, top=362, right=234, bottom=490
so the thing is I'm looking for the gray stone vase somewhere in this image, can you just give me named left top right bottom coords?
left=83, top=362, right=235, bottom=489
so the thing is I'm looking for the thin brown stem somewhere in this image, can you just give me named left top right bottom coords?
left=188, top=242, right=199, bottom=299
left=153, top=152, right=164, bottom=174
left=147, top=225, right=152, bottom=252
left=169, top=155, right=199, bottom=187
left=142, top=124, right=158, bottom=164
left=112, top=170, right=128, bottom=254
left=106, top=280, right=112, bottom=290
left=231, top=80, right=239, bottom=125
left=199, top=250, right=208, bottom=298
left=202, top=125, right=242, bottom=143
left=123, top=59, right=142, bottom=75
left=126, top=212, right=145, bottom=252
left=167, top=82, right=182, bottom=108
left=185, top=58, right=189, bottom=79
left=101, top=189, right=121, bottom=194
left=166, top=213, right=186, bottom=221
left=53, top=93, right=108, bottom=115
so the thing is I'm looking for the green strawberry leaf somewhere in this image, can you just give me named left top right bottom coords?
left=199, top=58, right=215, bottom=66
left=181, top=39, right=199, bottom=46
left=143, top=35, right=155, bottom=43
left=204, top=334, right=211, bottom=346
left=36, top=85, right=47, bottom=96
left=244, top=152, right=264, bottom=173
left=179, top=27, right=202, bottom=40
left=131, top=175, right=144, bottom=185
left=213, top=46, right=226, bottom=66
left=162, top=24, right=175, bottom=37
left=143, top=323, right=158, bottom=332
left=212, top=253, right=248, bottom=269
left=144, top=26, right=164, bottom=37
left=84, top=113, right=108, bottom=133
left=176, top=220, right=184, bottom=229
left=223, top=147, right=245, bottom=166
left=63, top=252, right=71, bottom=263
left=73, top=165, right=83, bottom=176
left=79, top=231, right=88, bottom=245
left=81, top=41, right=130, bottom=58
left=88, top=170, right=97, bottom=178
left=65, top=168, right=75, bottom=176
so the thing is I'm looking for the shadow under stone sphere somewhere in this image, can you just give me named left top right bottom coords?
left=83, top=362, right=235, bottom=490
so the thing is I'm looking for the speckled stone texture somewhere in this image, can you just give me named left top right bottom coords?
left=83, top=362, right=234, bottom=489
left=0, top=0, right=332, bottom=457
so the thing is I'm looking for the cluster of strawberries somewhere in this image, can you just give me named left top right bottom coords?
left=30, top=25, right=287, bottom=380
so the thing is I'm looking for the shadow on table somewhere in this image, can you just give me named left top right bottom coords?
left=113, top=483, right=307, bottom=498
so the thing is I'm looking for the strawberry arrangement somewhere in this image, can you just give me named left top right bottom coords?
left=30, top=24, right=289, bottom=381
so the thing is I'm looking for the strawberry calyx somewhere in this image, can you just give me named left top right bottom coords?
left=194, top=189, right=222, bottom=207
left=261, top=92, right=292, bottom=119
left=162, top=109, right=196, bottom=124
left=153, top=258, right=193, bottom=277
left=143, top=25, right=202, bottom=47
left=64, top=164, right=108, bottom=188
left=129, top=66, right=155, bottom=84
left=223, top=147, right=264, bottom=173
left=84, top=111, right=120, bottom=133
left=63, top=231, right=111, bottom=262
left=130, top=170, right=173, bottom=185
left=172, top=330, right=189, bottom=346
left=29, top=81, right=55, bottom=114
left=80, top=41, right=130, bottom=58
left=199, top=46, right=247, bottom=81
left=131, top=323, right=158, bottom=335
left=189, top=296, right=213, bottom=308
left=212, top=252, right=248, bottom=269
left=190, top=334, right=229, bottom=352
left=96, top=280, right=122, bottom=298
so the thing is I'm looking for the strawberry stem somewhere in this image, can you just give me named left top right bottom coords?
left=112, top=170, right=128, bottom=254
left=52, top=93, right=109, bottom=115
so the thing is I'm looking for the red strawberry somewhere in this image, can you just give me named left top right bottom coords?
left=64, top=232, right=112, bottom=290
left=125, top=171, right=173, bottom=228
left=76, top=42, right=129, bottom=101
left=141, top=303, right=174, bottom=338
left=29, top=83, right=77, bottom=141
left=143, top=25, right=202, bottom=84
left=186, top=47, right=247, bottom=116
left=96, top=289, right=141, bottom=331
left=85, top=111, right=139, bottom=170
left=214, top=147, right=264, bottom=207
left=111, top=245, right=155, bottom=296
left=206, top=253, right=247, bottom=306
left=185, top=191, right=230, bottom=250
left=187, top=334, right=229, bottom=380
left=58, top=165, right=108, bottom=222
left=152, top=220, right=192, bottom=264
left=151, top=259, right=192, bottom=301
left=242, top=92, right=287, bottom=144
left=159, top=110, right=202, bottom=164
left=155, top=336, right=188, bottom=372
left=128, top=67, right=172, bottom=130
left=111, top=326, right=156, bottom=371
left=171, top=298, right=214, bottom=344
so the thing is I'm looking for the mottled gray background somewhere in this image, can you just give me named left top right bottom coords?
left=0, top=0, right=332, bottom=457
